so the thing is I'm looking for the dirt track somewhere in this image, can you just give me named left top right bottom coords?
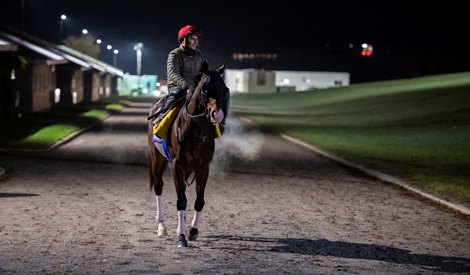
left=0, top=101, right=469, bottom=274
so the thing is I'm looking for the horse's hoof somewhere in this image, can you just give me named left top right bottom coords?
left=155, top=224, right=167, bottom=236
left=188, top=227, right=198, bottom=241
left=177, top=234, right=188, bottom=248
left=156, top=226, right=167, bottom=237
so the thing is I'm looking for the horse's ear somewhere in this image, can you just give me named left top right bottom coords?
left=217, top=62, right=227, bottom=76
left=200, top=59, right=209, bottom=74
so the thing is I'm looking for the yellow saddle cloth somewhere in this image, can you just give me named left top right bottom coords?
left=152, top=107, right=180, bottom=140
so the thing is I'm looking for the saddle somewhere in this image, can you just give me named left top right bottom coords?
left=147, top=95, right=181, bottom=162
left=149, top=107, right=178, bottom=162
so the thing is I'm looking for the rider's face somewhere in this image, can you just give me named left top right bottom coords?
left=185, top=34, right=199, bottom=50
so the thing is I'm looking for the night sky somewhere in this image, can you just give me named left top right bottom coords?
left=1, top=0, right=468, bottom=83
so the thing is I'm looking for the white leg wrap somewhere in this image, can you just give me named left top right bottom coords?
left=191, top=211, right=202, bottom=229
left=156, top=195, right=165, bottom=225
left=177, top=210, right=187, bottom=235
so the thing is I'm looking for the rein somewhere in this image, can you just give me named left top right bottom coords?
left=184, top=101, right=208, bottom=120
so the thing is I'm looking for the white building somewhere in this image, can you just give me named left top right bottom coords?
left=224, top=69, right=275, bottom=94
left=225, top=69, right=350, bottom=93
left=275, top=70, right=350, bottom=91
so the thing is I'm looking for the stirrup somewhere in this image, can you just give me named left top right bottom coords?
left=152, top=114, right=163, bottom=126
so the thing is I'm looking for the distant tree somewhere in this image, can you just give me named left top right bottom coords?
left=0, top=53, right=28, bottom=75
left=0, top=53, right=28, bottom=119
left=63, top=35, right=100, bottom=58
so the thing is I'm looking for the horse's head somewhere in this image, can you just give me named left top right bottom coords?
left=196, top=60, right=229, bottom=124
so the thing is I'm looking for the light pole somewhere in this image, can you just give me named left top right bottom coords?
left=59, top=14, right=66, bottom=43
left=106, top=45, right=113, bottom=64
left=134, top=42, right=143, bottom=76
left=21, top=0, right=25, bottom=31
left=113, top=49, right=119, bottom=67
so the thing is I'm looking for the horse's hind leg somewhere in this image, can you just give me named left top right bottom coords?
left=155, top=194, right=167, bottom=236
left=189, top=166, right=209, bottom=241
left=149, top=145, right=168, bottom=236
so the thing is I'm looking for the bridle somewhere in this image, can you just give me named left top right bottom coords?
left=184, top=74, right=214, bottom=121
left=184, top=101, right=208, bottom=120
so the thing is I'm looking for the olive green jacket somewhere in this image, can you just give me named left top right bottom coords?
left=167, top=44, right=204, bottom=90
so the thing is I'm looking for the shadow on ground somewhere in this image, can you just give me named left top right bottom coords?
left=206, top=235, right=470, bottom=273
left=0, top=192, right=39, bottom=198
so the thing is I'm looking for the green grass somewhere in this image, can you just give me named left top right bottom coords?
left=230, top=72, right=470, bottom=206
left=0, top=99, right=121, bottom=150
left=104, top=104, right=124, bottom=112
left=12, top=124, right=82, bottom=149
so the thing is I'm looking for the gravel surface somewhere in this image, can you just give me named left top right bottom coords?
left=0, top=100, right=469, bottom=274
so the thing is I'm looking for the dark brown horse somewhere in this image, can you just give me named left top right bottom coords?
left=147, top=60, right=228, bottom=247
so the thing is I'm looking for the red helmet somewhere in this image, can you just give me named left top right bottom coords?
left=178, top=25, right=201, bottom=43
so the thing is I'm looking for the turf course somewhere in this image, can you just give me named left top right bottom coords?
left=229, top=72, right=470, bottom=206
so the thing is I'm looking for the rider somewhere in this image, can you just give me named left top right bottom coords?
left=153, top=24, right=229, bottom=135
left=155, top=25, right=205, bottom=122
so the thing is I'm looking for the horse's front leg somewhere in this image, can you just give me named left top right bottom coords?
left=173, top=160, right=188, bottom=247
left=189, top=166, right=209, bottom=241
